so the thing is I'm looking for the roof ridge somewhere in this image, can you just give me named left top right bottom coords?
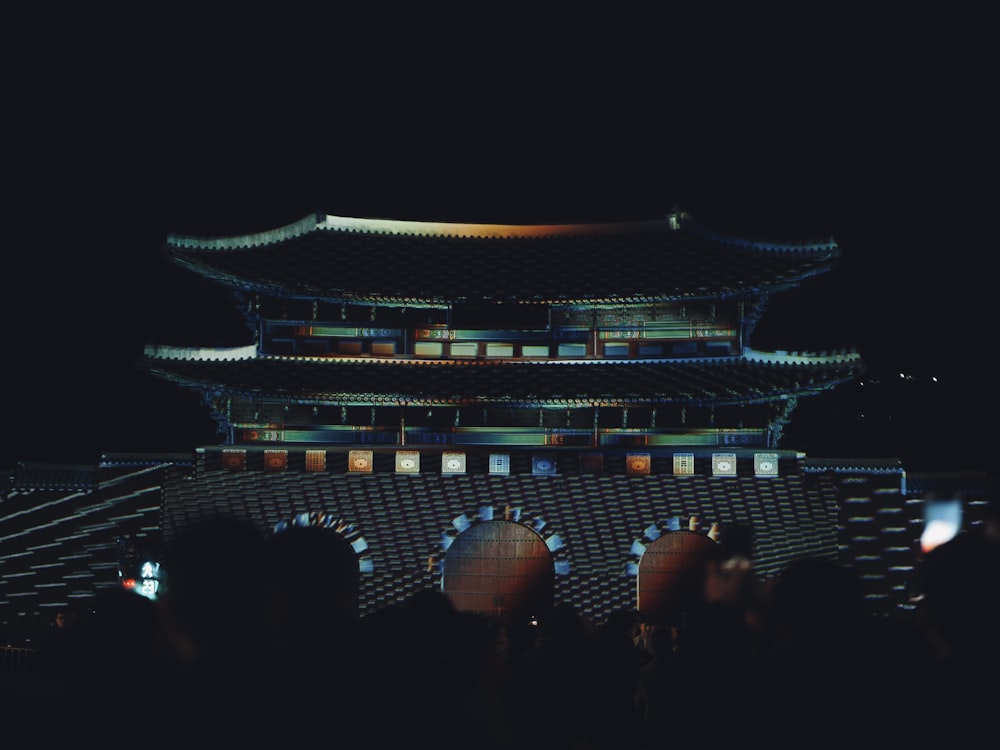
left=167, top=213, right=324, bottom=250
left=743, top=347, right=861, bottom=364
left=164, top=210, right=839, bottom=257
left=316, top=214, right=673, bottom=239
left=164, top=210, right=693, bottom=249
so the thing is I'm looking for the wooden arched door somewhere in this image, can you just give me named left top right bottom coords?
left=441, top=519, right=555, bottom=630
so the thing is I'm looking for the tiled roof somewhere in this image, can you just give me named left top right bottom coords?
left=904, top=471, right=999, bottom=499
left=803, top=457, right=904, bottom=473
left=8, top=461, right=98, bottom=491
left=165, top=213, right=841, bottom=305
left=141, top=355, right=864, bottom=406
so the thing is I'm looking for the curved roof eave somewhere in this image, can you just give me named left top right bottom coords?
left=141, top=351, right=864, bottom=408
left=143, top=379, right=852, bottom=410
left=164, top=210, right=840, bottom=307
left=170, top=256, right=813, bottom=308
left=166, top=210, right=839, bottom=254
left=166, top=213, right=677, bottom=248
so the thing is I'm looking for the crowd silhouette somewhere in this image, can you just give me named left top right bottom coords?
left=2, top=500, right=998, bottom=749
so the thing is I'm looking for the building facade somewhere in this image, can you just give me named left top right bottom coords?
left=4, top=209, right=992, bottom=638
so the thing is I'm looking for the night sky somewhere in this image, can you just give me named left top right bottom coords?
left=4, top=10, right=993, bottom=473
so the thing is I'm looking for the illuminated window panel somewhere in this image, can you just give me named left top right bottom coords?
left=305, top=450, right=327, bottom=472
left=441, top=452, right=466, bottom=474
left=264, top=450, right=288, bottom=471
left=644, top=320, right=696, bottom=339
left=638, top=344, right=663, bottom=357
left=604, top=343, right=630, bottom=358
left=222, top=449, right=246, bottom=471
left=309, top=325, right=397, bottom=337
left=395, top=451, right=420, bottom=473
left=558, top=343, right=586, bottom=357
left=485, top=343, right=514, bottom=357
left=450, top=342, right=478, bottom=357
left=348, top=450, right=374, bottom=473
left=243, top=429, right=281, bottom=442
left=371, top=341, right=396, bottom=356
left=522, top=344, right=549, bottom=357
left=414, top=341, right=443, bottom=357
left=673, top=453, right=695, bottom=475
left=489, top=453, right=510, bottom=474
left=532, top=456, right=557, bottom=475
left=415, top=327, right=451, bottom=340
left=626, top=452, right=651, bottom=475
left=712, top=453, right=738, bottom=476
left=338, top=340, right=363, bottom=354
left=754, top=452, right=779, bottom=477
left=579, top=453, right=604, bottom=474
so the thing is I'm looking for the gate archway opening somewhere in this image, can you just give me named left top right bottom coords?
left=441, top=519, right=555, bottom=632
left=637, top=529, right=724, bottom=625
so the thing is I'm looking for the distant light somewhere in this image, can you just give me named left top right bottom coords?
left=921, top=498, right=962, bottom=554
left=921, top=520, right=958, bottom=554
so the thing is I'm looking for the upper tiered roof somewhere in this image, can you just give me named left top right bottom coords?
left=165, top=210, right=841, bottom=306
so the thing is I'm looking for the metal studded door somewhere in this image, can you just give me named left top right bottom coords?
left=441, top=519, right=555, bottom=630
left=637, top=529, right=720, bottom=624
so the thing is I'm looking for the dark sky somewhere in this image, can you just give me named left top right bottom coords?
left=4, top=10, right=993, bottom=472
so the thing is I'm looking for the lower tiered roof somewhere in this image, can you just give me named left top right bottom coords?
left=141, top=350, right=863, bottom=407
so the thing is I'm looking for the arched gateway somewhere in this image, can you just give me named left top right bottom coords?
left=441, top=519, right=555, bottom=629
left=637, top=529, right=724, bottom=624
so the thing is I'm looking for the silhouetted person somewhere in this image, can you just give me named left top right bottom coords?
left=362, top=589, right=509, bottom=750
left=157, top=514, right=277, bottom=747
left=508, top=601, right=604, bottom=750
left=4, top=587, right=197, bottom=749
left=911, top=527, right=1000, bottom=747
left=711, top=556, right=922, bottom=750
left=633, top=621, right=683, bottom=749
left=261, top=522, right=371, bottom=749
left=35, top=607, right=81, bottom=672
left=632, top=614, right=657, bottom=656
left=587, top=608, right=647, bottom=748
